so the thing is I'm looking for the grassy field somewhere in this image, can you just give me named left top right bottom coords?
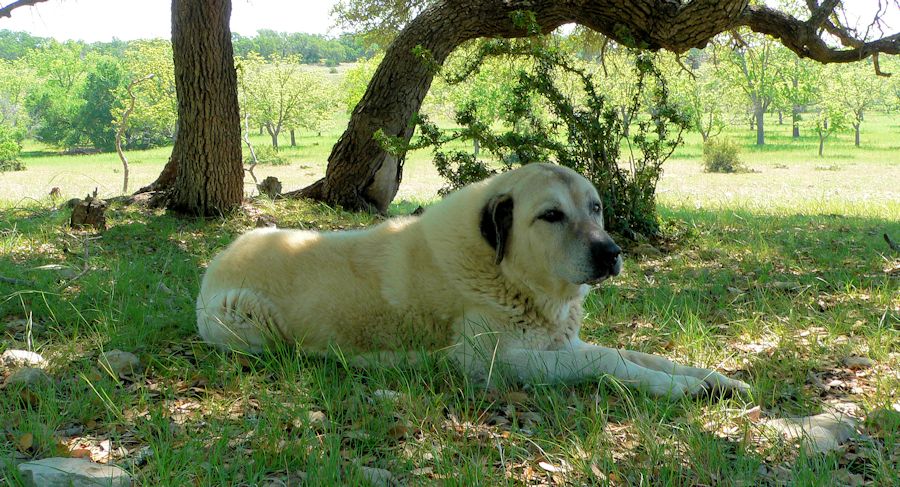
left=1, top=112, right=898, bottom=485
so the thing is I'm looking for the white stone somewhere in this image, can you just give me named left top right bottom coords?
left=357, top=465, right=398, bottom=487
left=1, top=349, right=46, bottom=369
left=18, top=457, right=131, bottom=487
left=842, top=356, right=874, bottom=370
left=99, top=350, right=141, bottom=376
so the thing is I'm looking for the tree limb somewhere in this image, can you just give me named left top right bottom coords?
left=0, top=0, right=50, bottom=18
left=739, top=5, right=899, bottom=73
left=806, top=0, right=841, bottom=30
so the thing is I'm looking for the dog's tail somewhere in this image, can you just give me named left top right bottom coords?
left=196, top=288, right=282, bottom=354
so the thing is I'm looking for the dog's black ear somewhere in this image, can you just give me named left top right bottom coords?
left=480, top=194, right=514, bottom=265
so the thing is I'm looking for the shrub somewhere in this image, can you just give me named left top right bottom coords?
left=702, top=138, right=744, bottom=173
left=378, top=39, right=689, bottom=237
left=0, top=124, right=23, bottom=172
left=244, top=144, right=289, bottom=166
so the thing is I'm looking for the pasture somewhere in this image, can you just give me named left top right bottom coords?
left=1, top=113, right=899, bottom=485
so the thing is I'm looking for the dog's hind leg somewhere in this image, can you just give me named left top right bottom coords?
left=196, top=288, right=282, bottom=354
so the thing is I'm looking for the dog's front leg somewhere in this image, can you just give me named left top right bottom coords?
left=498, top=344, right=708, bottom=398
left=613, top=348, right=750, bottom=395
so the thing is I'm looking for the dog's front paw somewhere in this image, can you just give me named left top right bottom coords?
left=646, top=374, right=707, bottom=398
left=701, top=371, right=751, bottom=397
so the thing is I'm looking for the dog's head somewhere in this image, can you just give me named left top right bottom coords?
left=480, top=163, right=622, bottom=289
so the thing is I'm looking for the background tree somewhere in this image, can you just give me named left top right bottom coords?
left=772, top=49, right=818, bottom=139
left=72, top=57, right=125, bottom=150
left=239, top=52, right=307, bottom=149
left=285, top=73, right=337, bottom=146
left=808, top=64, right=848, bottom=157
left=831, top=61, right=883, bottom=147
left=121, top=40, right=177, bottom=148
left=0, top=57, right=34, bottom=132
left=24, top=40, right=90, bottom=147
left=719, top=33, right=778, bottom=146
left=664, top=50, right=740, bottom=142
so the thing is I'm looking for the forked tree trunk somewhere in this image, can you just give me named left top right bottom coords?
left=166, top=0, right=243, bottom=216
left=289, top=0, right=750, bottom=212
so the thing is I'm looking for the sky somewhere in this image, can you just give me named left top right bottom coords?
left=0, top=0, right=896, bottom=43
left=0, top=0, right=344, bottom=41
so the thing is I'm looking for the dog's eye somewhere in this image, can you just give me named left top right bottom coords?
left=538, top=209, right=565, bottom=223
left=591, top=202, right=602, bottom=214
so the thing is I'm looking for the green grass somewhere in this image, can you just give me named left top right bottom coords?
left=1, top=112, right=898, bottom=485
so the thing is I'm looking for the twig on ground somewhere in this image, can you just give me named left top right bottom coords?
left=61, top=235, right=103, bottom=286
left=884, top=233, right=900, bottom=252
left=0, top=275, right=37, bottom=287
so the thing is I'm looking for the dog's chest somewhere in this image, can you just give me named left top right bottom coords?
left=501, top=299, right=582, bottom=350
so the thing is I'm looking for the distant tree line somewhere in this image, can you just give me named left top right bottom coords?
left=0, top=29, right=372, bottom=157
left=231, top=30, right=377, bottom=66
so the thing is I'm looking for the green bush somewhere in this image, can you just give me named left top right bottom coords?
left=0, top=124, right=23, bottom=172
left=244, top=144, right=289, bottom=166
left=702, top=138, right=744, bottom=173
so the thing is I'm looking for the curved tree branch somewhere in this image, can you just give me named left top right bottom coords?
left=739, top=5, right=899, bottom=70
left=0, top=0, right=50, bottom=18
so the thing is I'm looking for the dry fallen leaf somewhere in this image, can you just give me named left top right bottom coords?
left=17, top=432, right=33, bottom=452
left=70, top=448, right=93, bottom=459
left=742, top=405, right=763, bottom=423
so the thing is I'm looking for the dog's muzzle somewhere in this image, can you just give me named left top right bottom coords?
left=588, top=234, right=622, bottom=283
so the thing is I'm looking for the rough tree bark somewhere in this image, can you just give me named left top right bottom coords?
left=164, top=0, right=243, bottom=216
left=755, top=106, right=766, bottom=146
left=291, top=0, right=899, bottom=212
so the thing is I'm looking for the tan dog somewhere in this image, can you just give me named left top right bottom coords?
left=197, top=163, right=749, bottom=398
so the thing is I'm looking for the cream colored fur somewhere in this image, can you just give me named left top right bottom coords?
left=197, top=164, right=749, bottom=398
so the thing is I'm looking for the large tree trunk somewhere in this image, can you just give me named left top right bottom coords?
left=290, top=129, right=296, bottom=147
left=164, top=0, right=242, bottom=216
left=854, top=123, right=860, bottom=147
left=755, top=107, right=765, bottom=145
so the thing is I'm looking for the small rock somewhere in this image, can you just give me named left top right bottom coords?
left=842, top=356, right=874, bottom=370
left=767, top=281, right=802, bottom=291
left=99, top=350, right=141, bottom=377
left=307, top=410, right=329, bottom=429
left=765, top=412, right=858, bottom=453
left=18, top=457, right=131, bottom=487
left=1, top=350, right=46, bottom=369
left=4, top=367, right=51, bottom=388
left=357, top=465, right=398, bottom=487
left=371, top=389, right=401, bottom=401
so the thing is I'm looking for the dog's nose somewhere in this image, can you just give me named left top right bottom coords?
left=590, top=237, right=622, bottom=277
